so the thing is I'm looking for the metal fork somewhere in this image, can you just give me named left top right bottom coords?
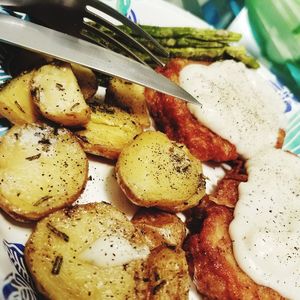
left=0, top=0, right=168, bottom=66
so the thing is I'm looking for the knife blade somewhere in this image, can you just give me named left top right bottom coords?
left=0, top=14, right=199, bottom=105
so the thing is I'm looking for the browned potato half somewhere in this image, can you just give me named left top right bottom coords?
left=132, top=208, right=186, bottom=250
left=116, top=131, right=206, bottom=212
left=0, top=123, right=88, bottom=222
left=75, top=103, right=143, bottom=160
left=31, top=63, right=90, bottom=126
left=25, top=202, right=150, bottom=300
left=146, top=246, right=190, bottom=300
left=106, top=78, right=150, bottom=128
left=0, top=71, right=39, bottom=124
left=70, top=63, right=98, bottom=100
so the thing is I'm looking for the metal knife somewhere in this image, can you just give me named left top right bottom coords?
left=0, top=14, right=199, bottom=105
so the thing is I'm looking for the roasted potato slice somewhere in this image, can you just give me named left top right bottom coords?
left=70, top=63, right=98, bottom=100
left=0, top=71, right=39, bottom=124
left=0, top=123, right=88, bottom=221
left=25, top=202, right=150, bottom=300
left=146, top=246, right=190, bottom=300
left=132, top=208, right=186, bottom=250
left=75, top=103, right=143, bottom=160
left=116, top=131, right=206, bottom=212
left=31, top=63, right=90, bottom=126
left=106, top=78, right=150, bottom=128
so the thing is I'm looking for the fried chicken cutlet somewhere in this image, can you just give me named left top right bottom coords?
left=184, top=200, right=284, bottom=300
left=145, top=59, right=238, bottom=162
left=145, top=59, right=286, bottom=162
left=184, top=164, right=284, bottom=299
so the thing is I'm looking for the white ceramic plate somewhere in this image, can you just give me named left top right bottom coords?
left=0, top=1, right=299, bottom=299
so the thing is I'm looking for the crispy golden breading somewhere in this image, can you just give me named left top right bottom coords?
left=184, top=202, right=285, bottom=300
left=145, top=59, right=238, bottom=162
left=211, top=160, right=247, bottom=208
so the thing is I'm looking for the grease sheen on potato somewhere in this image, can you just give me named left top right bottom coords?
left=0, top=123, right=88, bottom=221
left=116, top=131, right=206, bottom=212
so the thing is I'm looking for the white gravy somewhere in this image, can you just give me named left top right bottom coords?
left=229, top=148, right=300, bottom=299
left=179, top=60, right=286, bottom=159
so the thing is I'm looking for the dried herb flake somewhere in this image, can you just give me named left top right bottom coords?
left=33, top=195, right=53, bottom=206
left=51, top=255, right=63, bottom=275
left=47, top=223, right=69, bottom=242
left=14, top=101, right=25, bottom=113
left=26, top=153, right=41, bottom=161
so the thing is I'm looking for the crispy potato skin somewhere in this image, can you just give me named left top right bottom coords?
left=145, top=59, right=238, bottom=162
left=184, top=202, right=285, bottom=300
left=146, top=246, right=189, bottom=300
left=132, top=208, right=186, bottom=250
left=116, top=131, right=206, bottom=213
left=0, top=123, right=88, bottom=222
left=25, top=202, right=149, bottom=300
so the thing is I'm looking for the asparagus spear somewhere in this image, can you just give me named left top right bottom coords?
left=132, top=37, right=226, bottom=49
left=225, top=47, right=260, bottom=69
left=167, top=47, right=227, bottom=59
left=119, top=25, right=242, bottom=42
left=94, top=25, right=229, bottom=48
left=86, top=24, right=259, bottom=69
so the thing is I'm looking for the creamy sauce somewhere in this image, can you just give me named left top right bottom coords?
left=179, top=60, right=286, bottom=159
left=230, top=148, right=300, bottom=299
left=79, top=235, right=149, bottom=267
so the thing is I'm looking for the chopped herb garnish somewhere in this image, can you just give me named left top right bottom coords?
left=70, top=103, right=80, bottom=110
left=26, top=153, right=41, bottom=161
left=56, top=83, right=65, bottom=91
left=33, top=195, right=53, bottom=206
left=14, top=101, right=25, bottom=113
left=51, top=255, right=63, bottom=275
left=47, top=223, right=69, bottom=242
left=38, top=138, right=51, bottom=145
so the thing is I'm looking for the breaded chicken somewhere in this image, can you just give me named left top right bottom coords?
left=212, top=160, right=247, bottom=208
left=184, top=202, right=285, bottom=299
left=145, top=59, right=238, bottom=162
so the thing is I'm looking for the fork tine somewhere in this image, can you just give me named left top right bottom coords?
left=84, top=9, right=165, bottom=66
left=81, top=21, right=148, bottom=65
left=86, top=0, right=169, bottom=57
